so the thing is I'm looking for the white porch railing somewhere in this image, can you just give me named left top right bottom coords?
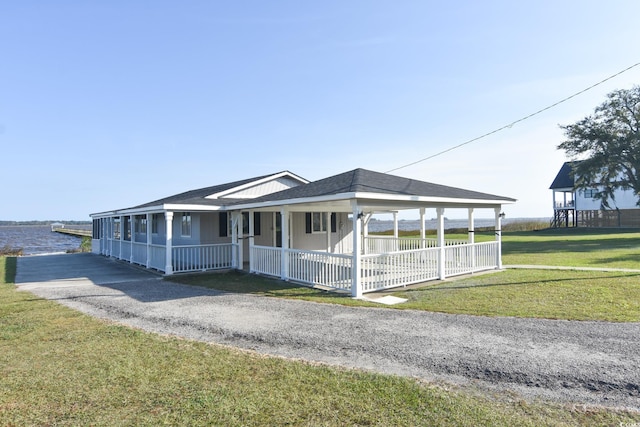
left=251, top=246, right=282, bottom=277
left=121, top=241, right=132, bottom=261
left=364, top=236, right=468, bottom=254
left=172, top=243, right=234, bottom=273
left=108, top=239, right=120, bottom=258
left=149, top=244, right=166, bottom=271
left=251, top=246, right=353, bottom=291
left=361, top=247, right=440, bottom=292
left=132, top=242, right=147, bottom=265
left=287, top=249, right=352, bottom=291
left=98, top=237, right=499, bottom=294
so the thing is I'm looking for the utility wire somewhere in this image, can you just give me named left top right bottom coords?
left=385, top=62, right=640, bottom=174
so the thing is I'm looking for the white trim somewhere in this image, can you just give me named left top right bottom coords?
left=230, top=191, right=515, bottom=212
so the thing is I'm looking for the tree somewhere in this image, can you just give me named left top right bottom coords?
left=558, top=86, right=640, bottom=208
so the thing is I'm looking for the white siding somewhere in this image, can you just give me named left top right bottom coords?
left=216, top=177, right=302, bottom=199
left=576, top=187, right=639, bottom=210
left=290, top=212, right=353, bottom=254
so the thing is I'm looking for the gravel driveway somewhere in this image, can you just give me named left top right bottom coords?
left=15, top=253, right=640, bottom=410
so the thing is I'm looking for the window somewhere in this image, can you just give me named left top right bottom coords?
left=113, top=218, right=121, bottom=239
left=313, top=212, right=327, bottom=233
left=92, top=219, right=101, bottom=239
left=219, top=212, right=261, bottom=237
left=152, top=214, right=160, bottom=234
left=241, top=212, right=262, bottom=235
left=584, top=189, right=596, bottom=198
left=135, top=216, right=147, bottom=234
left=181, top=213, right=191, bottom=237
left=123, top=216, right=131, bottom=241
left=305, top=212, right=337, bottom=234
left=219, top=212, right=228, bottom=237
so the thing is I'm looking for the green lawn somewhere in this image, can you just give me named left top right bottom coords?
left=169, top=228, right=640, bottom=322
left=4, top=256, right=636, bottom=426
left=395, top=269, right=640, bottom=321
left=499, top=228, right=640, bottom=268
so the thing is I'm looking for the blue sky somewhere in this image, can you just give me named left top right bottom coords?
left=1, top=1, right=639, bottom=220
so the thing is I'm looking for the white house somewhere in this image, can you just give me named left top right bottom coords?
left=90, top=168, right=515, bottom=297
left=550, top=162, right=640, bottom=227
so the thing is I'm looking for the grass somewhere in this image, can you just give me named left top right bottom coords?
left=3, top=257, right=637, bottom=425
left=395, top=269, right=640, bottom=321
left=499, top=227, right=640, bottom=268
left=169, top=227, right=640, bottom=322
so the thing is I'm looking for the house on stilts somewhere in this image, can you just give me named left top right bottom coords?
left=550, top=162, right=640, bottom=228
left=90, top=168, right=516, bottom=297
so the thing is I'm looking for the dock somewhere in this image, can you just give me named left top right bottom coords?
left=52, top=228, right=92, bottom=237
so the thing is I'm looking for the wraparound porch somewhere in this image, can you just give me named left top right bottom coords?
left=250, top=239, right=499, bottom=293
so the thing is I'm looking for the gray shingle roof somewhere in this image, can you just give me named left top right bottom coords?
left=240, top=168, right=515, bottom=204
left=549, top=162, right=577, bottom=189
left=130, top=173, right=283, bottom=209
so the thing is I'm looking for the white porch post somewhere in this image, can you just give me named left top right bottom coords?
left=468, top=208, right=475, bottom=244
left=237, top=212, right=244, bottom=270
left=249, top=210, right=255, bottom=272
left=107, top=217, right=112, bottom=256
left=468, top=208, right=476, bottom=270
left=393, top=212, right=399, bottom=238
left=280, top=207, right=289, bottom=281
left=164, top=212, right=174, bottom=275
left=129, top=215, right=134, bottom=263
left=146, top=213, right=151, bottom=268
left=419, top=207, right=426, bottom=249
left=326, top=211, right=331, bottom=253
left=351, top=201, right=362, bottom=298
left=362, top=214, right=370, bottom=255
left=231, top=212, right=239, bottom=269
left=119, top=216, right=123, bottom=260
left=101, top=218, right=106, bottom=255
left=436, top=207, right=446, bottom=280
left=494, top=207, right=503, bottom=270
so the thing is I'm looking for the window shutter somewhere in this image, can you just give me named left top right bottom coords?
left=219, top=212, right=228, bottom=237
left=254, top=212, right=261, bottom=236
left=305, top=213, right=312, bottom=234
left=331, top=213, right=337, bottom=233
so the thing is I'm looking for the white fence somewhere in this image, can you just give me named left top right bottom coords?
left=251, top=246, right=353, bottom=291
left=149, top=244, right=166, bottom=271
left=443, top=241, right=498, bottom=277
left=132, top=242, right=147, bottom=265
left=364, top=236, right=468, bottom=254
left=99, top=237, right=499, bottom=294
left=103, top=239, right=233, bottom=273
left=361, top=247, right=440, bottom=292
left=251, top=246, right=282, bottom=277
left=172, top=243, right=234, bottom=273
left=287, top=249, right=352, bottom=291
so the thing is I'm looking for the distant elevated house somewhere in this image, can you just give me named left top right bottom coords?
left=550, top=162, right=640, bottom=227
left=91, top=168, right=515, bottom=297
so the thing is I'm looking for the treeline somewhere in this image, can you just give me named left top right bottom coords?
left=0, top=220, right=91, bottom=226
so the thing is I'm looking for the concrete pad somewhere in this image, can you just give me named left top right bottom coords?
left=15, top=253, right=160, bottom=289
left=360, top=295, right=408, bottom=305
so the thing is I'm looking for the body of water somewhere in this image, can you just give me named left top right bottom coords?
left=0, top=225, right=91, bottom=255
left=367, top=217, right=550, bottom=233
left=1, top=218, right=548, bottom=255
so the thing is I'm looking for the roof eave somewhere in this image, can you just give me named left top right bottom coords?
left=229, top=191, right=516, bottom=211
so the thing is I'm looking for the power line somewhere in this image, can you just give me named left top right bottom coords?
left=385, top=62, right=640, bottom=174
